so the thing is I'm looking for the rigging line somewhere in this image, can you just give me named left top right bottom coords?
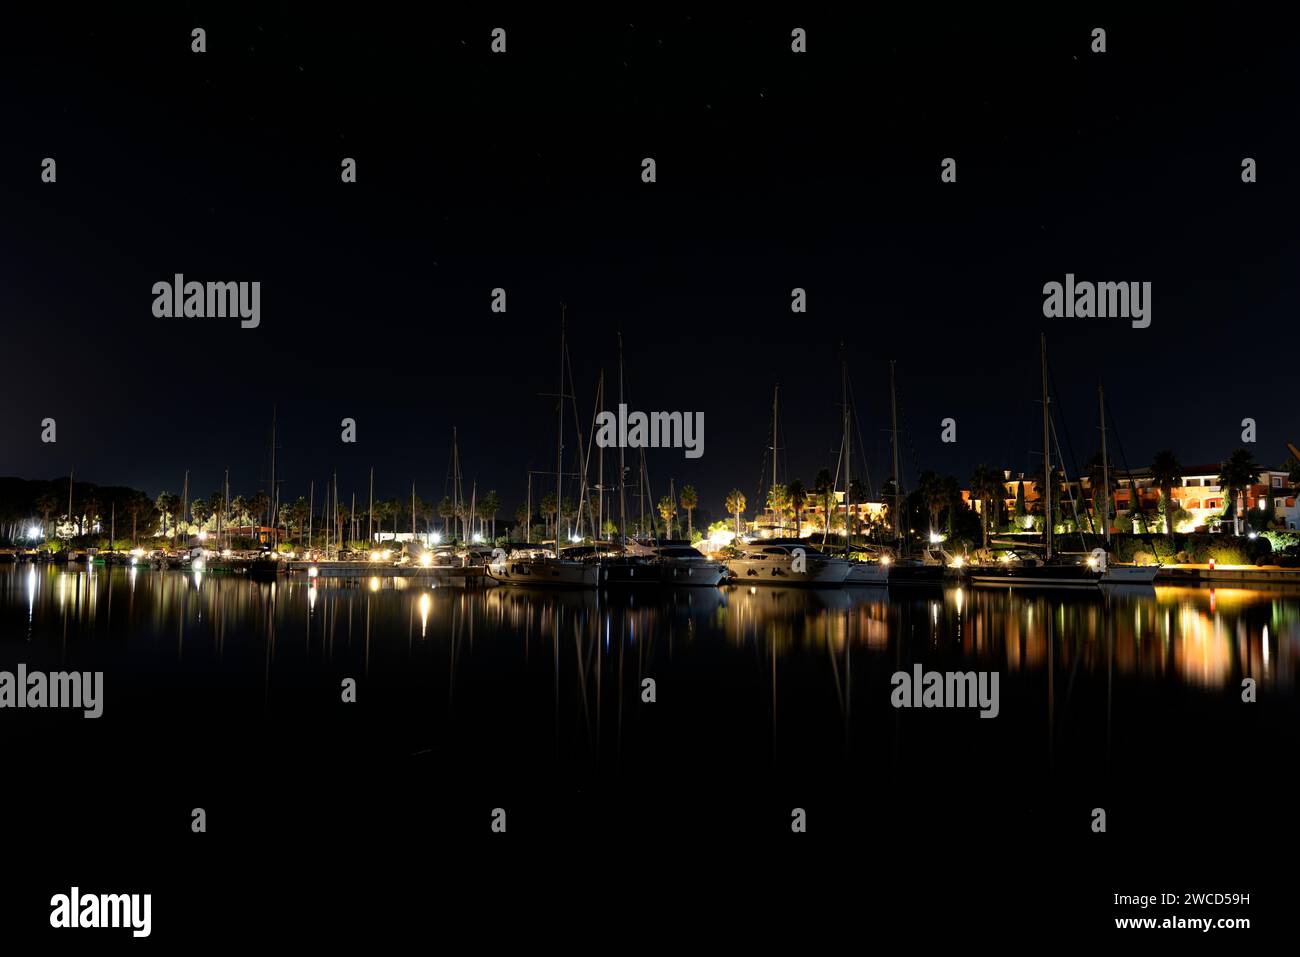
left=1105, top=398, right=1156, bottom=543
left=1045, top=359, right=1092, bottom=550
left=847, top=374, right=876, bottom=501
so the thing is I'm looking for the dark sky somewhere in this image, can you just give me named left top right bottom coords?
left=2, top=11, right=1297, bottom=524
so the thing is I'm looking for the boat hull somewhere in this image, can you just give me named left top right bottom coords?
left=487, top=559, right=600, bottom=588
left=1101, top=565, right=1161, bottom=585
left=725, top=558, right=851, bottom=586
left=969, top=565, right=1101, bottom=589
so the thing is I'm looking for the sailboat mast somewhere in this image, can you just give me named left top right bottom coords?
left=1041, top=333, right=1052, bottom=560
left=556, top=308, right=565, bottom=551
left=596, top=370, right=604, bottom=538
left=772, top=384, right=780, bottom=532
left=843, top=356, right=851, bottom=557
left=1099, top=384, right=1110, bottom=546
left=890, top=361, right=900, bottom=545
left=618, top=333, right=628, bottom=552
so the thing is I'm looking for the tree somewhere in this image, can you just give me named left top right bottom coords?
left=787, top=478, right=807, bottom=538
left=679, top=485, right=698, bottom=536
left=1150, top=449, right=1183, bottom=539
left=79, top=494, right=101, bottom=537
left=766, top=483, right=791, bottom=533
left=725, top=489, right=747, bottom=539
left=152, top=492, right=175, bottom=538
left=34, top=494, right=58, bottom=538
left=1084, top=452, right=1108, bottom=534
left=657, top=494, right=677, bottom=540
left=438, top=496, right=455, bottom=537
left=1014, top=479, right=1027, bottom=523
left=249, top=492, right=271, bottom=528
left=918, top=471, right=944, bottom=537
left=812, top=469, right=835, bottom=546
left=969, top=465, right=1001, bottom=549
left=191, top=498, right=211, bottom=532
left=846, top=478, right=868, bottom=540
left=481, top=491, right=501, bottom=541
left=1218, top=448, right=1261, bottom=535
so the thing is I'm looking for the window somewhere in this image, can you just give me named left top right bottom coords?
left=1273, top=476, right=1283, bottom=487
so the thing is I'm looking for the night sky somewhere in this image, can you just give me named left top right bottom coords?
left=3, top=11, right=1297, bottom=522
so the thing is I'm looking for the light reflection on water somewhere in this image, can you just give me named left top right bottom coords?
left=2, top=566, right=1295, bottom=779
left=2, top=568, right=1294, bottom=692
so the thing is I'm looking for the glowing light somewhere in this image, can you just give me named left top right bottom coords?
left=1086, top=556, right=1098, bottom=569
left=419, top=592, right=431, bottom=637
left=1248, top=532, right=1258, bottom=539
left=929, top=532, right=942, bottom=544
left=1000, top=553, right=1012, bottom=563
left=420, top=553, right=433, bottom=568
left=369, top=551, right=380, bottom=562
left=192, top=557, right=206, bottom=572
left=749, top=586, right=757, bottom=595
left=369, top=576, right=380, bottom=592
left=27, top=526, right=40, bottom=540
left=221, top=549, right=232, bottom=558
left=949, top=556, right=964, bottom=568
left=198, top=530, right=208, bottom=541
left=880, top=555, right=892, bottom=566
left=431, top=532, right=442, bottom=544
left=381, top=549, right=392, bottom=560
left=473, top=533, right=484, bottom=543
left=308, top=566, right=319, bottom=578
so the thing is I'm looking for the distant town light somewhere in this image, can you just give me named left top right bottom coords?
left=431, top=532, right=442, bottom=544
left=27, top=527, right=39, bottom=540
left=929, top=532, right=942, bottom=544
left=473, top=533, right=484, bottom=543
left=420, top=553, right=433, bottom=567
left=308, top=566, right=319, bottom=578
left=369, top=551, right=380, bottom=562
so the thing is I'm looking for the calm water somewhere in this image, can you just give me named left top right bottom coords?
left=2, top=564, right=1294, bottom=789
left=4, top=564, right=1295, bottom=936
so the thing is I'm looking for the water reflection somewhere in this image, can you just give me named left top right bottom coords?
left=1, top=568, right=1295, bottom=774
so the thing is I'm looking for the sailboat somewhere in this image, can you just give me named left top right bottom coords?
left=970, top=335, right=1103, bottom=589
left=878, top=360, right=946, bottom=586
left=1097, top=384, right=1161, bottom=585
left=488, top=310, right=600, bottom=588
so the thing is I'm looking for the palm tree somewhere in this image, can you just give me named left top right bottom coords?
left=80, top=494, right=101, bottom=538
left=812, top=469, right=835, bottom=545
left=1150, top=449, right=1183, bottom=538
left=539, top=492, right=557, bottom=541
left=481, top=491, right=501, bottom=541
left=1218, top=448, right=1260, bottom=535
left=34, top=494, right=58, bottom=538
left=657, top=494, right=677, bottom=539
left=248, top=492, right=271, bottom=529
left=787, top=478, right=807, bottom=538
left=918, top=471, right=944, bottom=538
left=766, top=483, right=791, bottom=533
left=191, top=498, right=211, bottom=533
left=969, top=465, right=1001, bottom=549
left=437, top=496, right=455, bottom=538
left=679, top=485, right=698, bottom=537
left=847, top=478, right=868, bottom=541
left=725, top=489, right=746, bottom=539
left=229, top=495, right=250, bottom=529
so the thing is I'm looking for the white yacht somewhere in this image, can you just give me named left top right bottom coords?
left=725, top=539, right=851, bottom=585
left=651, top=543, right=728, bottom=586
left=486, top=548, right=600, bottom=588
